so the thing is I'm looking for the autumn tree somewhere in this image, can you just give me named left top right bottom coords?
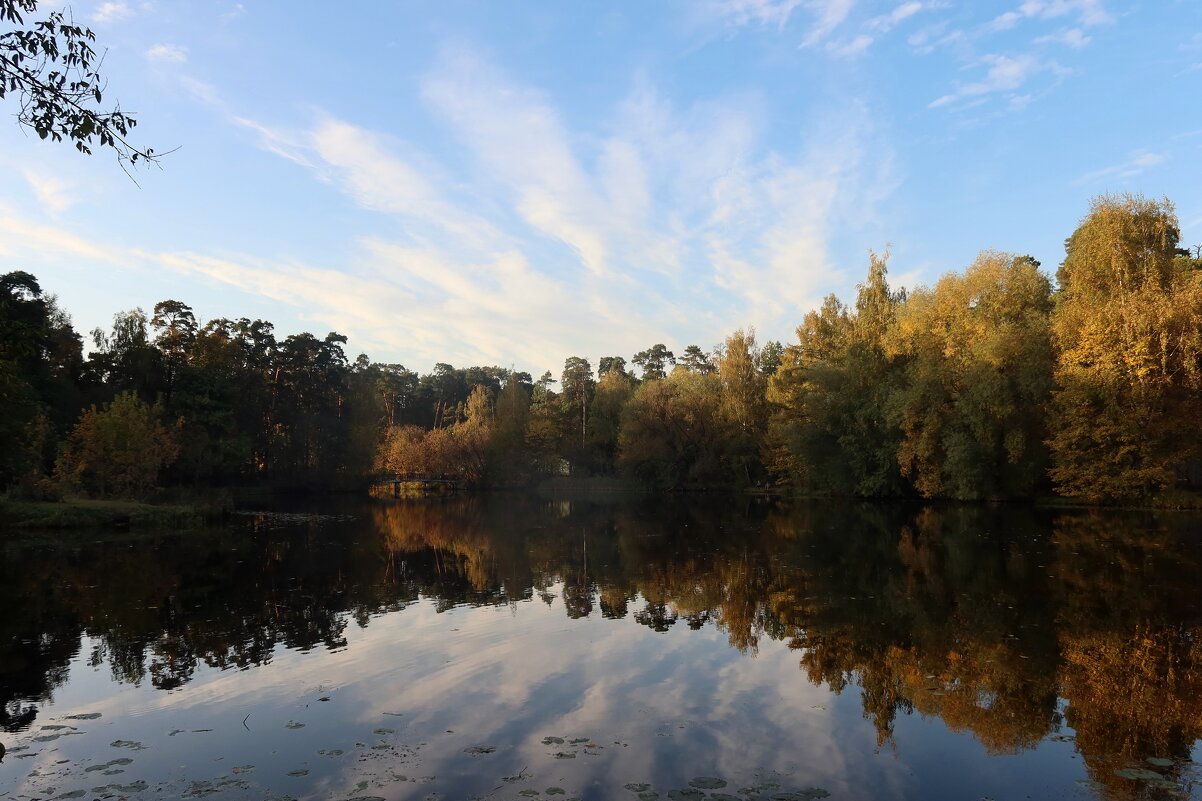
left=618, top=369, right=726, bottom=489
left=717, top=328, right=768, bottom=484
left=889, top=253, right=1054, bottom=500
left=55, top=391, right=178, bottom=497
left=1047, top=195, right=1202, bottom=500
left=767, top=253, right=907, bottom=496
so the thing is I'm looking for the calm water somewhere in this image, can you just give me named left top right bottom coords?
left=2, top=496, right=1202, bottom=801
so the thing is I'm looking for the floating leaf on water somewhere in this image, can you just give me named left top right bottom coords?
left=624, top=784, right=651, bottom=793
left=318, top=749, right=345, bottom=757
left=192, top=729, right=214, bottom=733
left=285, top=721, right=306, bottom=729
left=569, top=738, right=589, bottom=744
left=373, top=728, right=394, bottom=735
left=710, top=795, right=741, bottom=801
left=667, top=790, right=705, bottom=801
left=542, top=736, right=565, bottom=745
left=771, top=790, right=830, bottom=801
left=519, top=791, right=541, bottom=798
left=546, top=789, right=567, bottom=796
left=1146, top=757, right=1174, bottom=767
left=110, top=740, right=147, bottom=750
left=638, top=793, right=659, bottom=801
left=287, top=769, right=310, bottom=777
left=232, top=764, right=255, bottom=774
left=1114, top=768, right=1165, bottom=781
left=689, top=777, right=726, bottom=790
left=553, top=752, right=576, bottom=760
left=65, top=713, right=102, bottom=720
left=112, top=780, right=148, bottom=793
left=464, top=746, right=497, bottom=755
left=53, top=791, right=87, bottom=799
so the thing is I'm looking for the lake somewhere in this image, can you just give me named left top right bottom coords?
left=2, top=495, right=1201, bottom=801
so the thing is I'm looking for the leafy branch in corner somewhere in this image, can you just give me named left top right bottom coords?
left=1, top=0, right=164, bottom=167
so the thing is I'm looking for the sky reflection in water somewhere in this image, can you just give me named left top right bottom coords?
left=2, top=496, right=1201, bottom=801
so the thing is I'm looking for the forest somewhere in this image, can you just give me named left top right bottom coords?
left=2, top=193, right=1200, bottom=504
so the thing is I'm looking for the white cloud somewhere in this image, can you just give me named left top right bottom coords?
left=826, top=34, right=874, bottom=57
left=928, top=52, right=1047, bottom=109
left=867, top=1, right=924, bottom=33
left=800, top=0, right=856, bottom=46
left=705, top=0, right=804, bottom=29
left=111, top=51, right=892, bottom=366
left=1034, top=28, right=1090, bottom=48
left=90, top=2, right=130, bottom=22
left=987, top=0, right=1111, bottom=33
left=1077, top=151, right=1167, bottom=184
left=145, top=43, right=187, bottom=62
left=22, top=170, right=74, bottom=213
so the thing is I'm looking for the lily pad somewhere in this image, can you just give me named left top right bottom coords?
left=285, top=721, right=306, bottom=729
left=667, top=790, right=705, bottom=801
left=542, top=736, right=565, bottom=745
left=110, top=740, right=147, bottom=750
left=553, top=752, right=576, bottom=759
left=519, top=792, right=541, bottom=798
left=287, top=770, right=309, bottom=777
left=638, top=794, right=659, bottom=801
left=464, top=745, right=497, bottom=755
left=546, top=789, right=567, bottom=796
left=771, top=791, right=830, bottom=801
left=373, top=728, right=395, bottom=735
left=65, top=713, right=102, bottom=720
left=689, top=777, right=726, bottom=790
left=624, top=784, right=651, bottom=793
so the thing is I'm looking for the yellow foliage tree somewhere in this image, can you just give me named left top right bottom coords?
left=55, top=391, right=179, bottom=498
left=1048, top=195, right=1202, bottom=500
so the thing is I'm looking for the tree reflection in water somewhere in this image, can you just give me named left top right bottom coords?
left=2, top=496, right=1200, bottom=799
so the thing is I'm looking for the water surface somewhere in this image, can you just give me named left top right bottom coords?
left=2, top=496, right=1201, bottom=800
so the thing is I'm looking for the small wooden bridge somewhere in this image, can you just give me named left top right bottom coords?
left=372, top=474, right=464, bottom=497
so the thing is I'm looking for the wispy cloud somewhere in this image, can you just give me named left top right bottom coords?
left=800, top=0, right=856, bottom=46
left=987, top=0, right=1111, bottom=33
left=1077, top=151, right=1167, bottom=184
left=1034, top=28, right=1090, bottom=48
left=162, top=48, right=891, bottom=364
left=90, top=2, right=130, bottom=23
left=705, top=0, right=804, bottom=29
left=825, top=34, right=874, bottom=57
left=145, top=43, right=187, bottom=63
left=929, top=52, right=1051, bottom=109
left=867, top=1, right=925, bottom=34
left=22, top=170, right=74, bottom=213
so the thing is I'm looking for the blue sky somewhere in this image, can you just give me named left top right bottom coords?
left=2, top=0, right=1199, bottom=374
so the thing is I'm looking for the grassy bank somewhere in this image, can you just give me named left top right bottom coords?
left=0, top=498, right=220, bottom=530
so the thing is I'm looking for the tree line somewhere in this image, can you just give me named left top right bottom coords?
left=1, top=193, right=1199, bottom=503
